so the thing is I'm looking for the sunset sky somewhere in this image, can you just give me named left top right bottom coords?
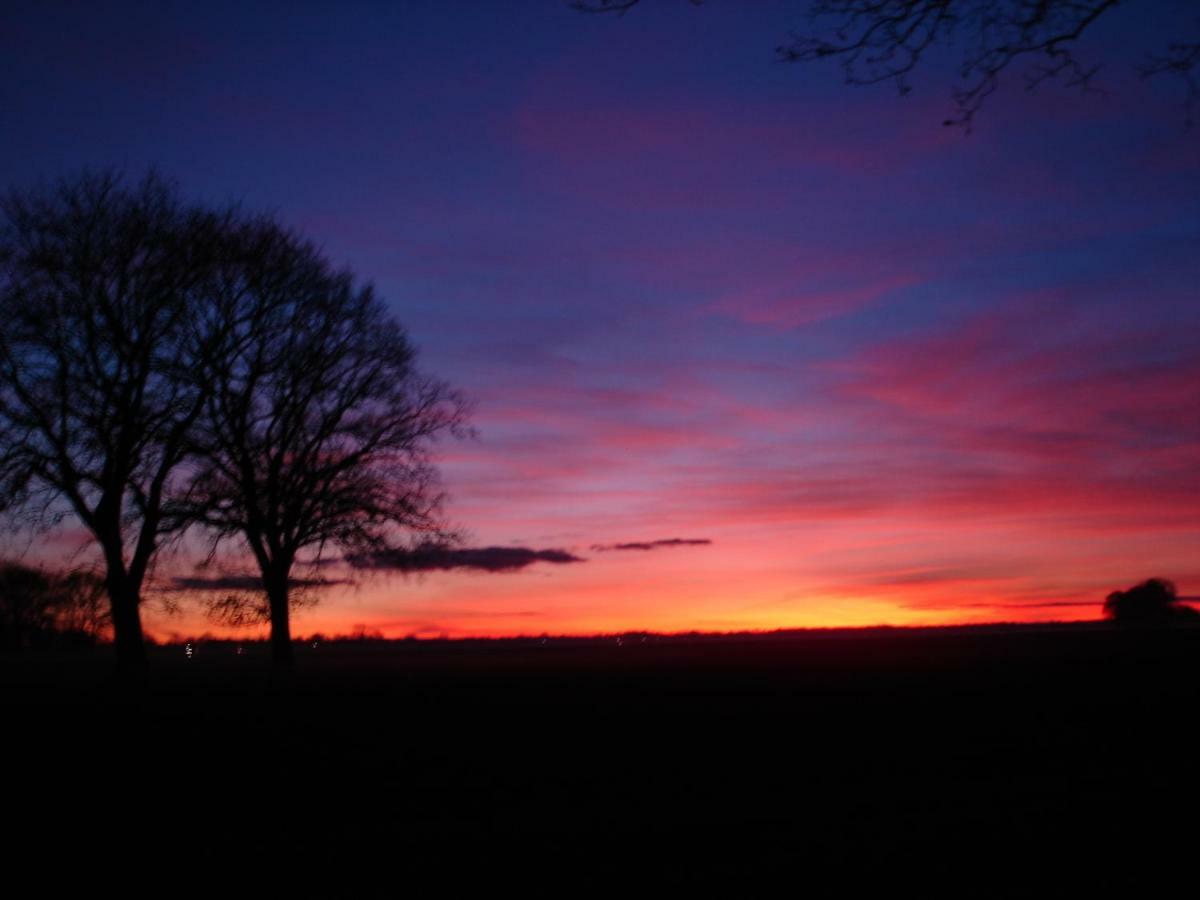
left=3, top=1, right=1198, bottom=638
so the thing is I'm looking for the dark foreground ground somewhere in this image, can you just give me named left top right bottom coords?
left=5, top=624, right=1199, bottom=888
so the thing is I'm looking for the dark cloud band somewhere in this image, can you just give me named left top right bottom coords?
left=349, top=544, right=584, bottom=573
left=169, top=575, right=348, bottom=592
left=591, top=538, right=712, bottom=552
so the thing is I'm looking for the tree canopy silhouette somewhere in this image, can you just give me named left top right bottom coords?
left=0, top=172, right=225, bottom=671
left=574, top=0, right=1200, bottom=129
left=0, top=171, right=468, bottom=671
left=184, top=216, right=469, bottom=667
left=1103, top=578, right=1199, bottom=627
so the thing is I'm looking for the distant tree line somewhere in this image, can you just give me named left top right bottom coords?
left=0, top=171, right=469, bottom=672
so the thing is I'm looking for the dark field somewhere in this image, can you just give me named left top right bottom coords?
left=6, top=625, right=1199, bottom=886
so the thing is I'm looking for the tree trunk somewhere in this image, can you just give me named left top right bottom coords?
left=266, top=574, right=294, bottom=670
left=107, top=579, right=148, bottom=674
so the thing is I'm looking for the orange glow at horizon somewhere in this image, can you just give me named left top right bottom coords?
left=137, top=512, right=1168, bottom=641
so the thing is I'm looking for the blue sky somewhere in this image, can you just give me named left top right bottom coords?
left=3, top=1, right=1199, bottom=636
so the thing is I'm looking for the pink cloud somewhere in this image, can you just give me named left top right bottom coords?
left=710, top=272, right=920, bottom=328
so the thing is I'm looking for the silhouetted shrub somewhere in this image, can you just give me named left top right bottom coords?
left=1103, top=578, right=1199, bottom=627
left=0, top=561, right=109, bottom=649
left=0, top=562, right=54, bottom=649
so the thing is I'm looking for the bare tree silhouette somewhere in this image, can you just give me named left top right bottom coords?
left=574, top=1, right=1200, bottom=129
left=0, top=172, right=225, bottom=671
left=185, top=217, right=470, bottom=668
